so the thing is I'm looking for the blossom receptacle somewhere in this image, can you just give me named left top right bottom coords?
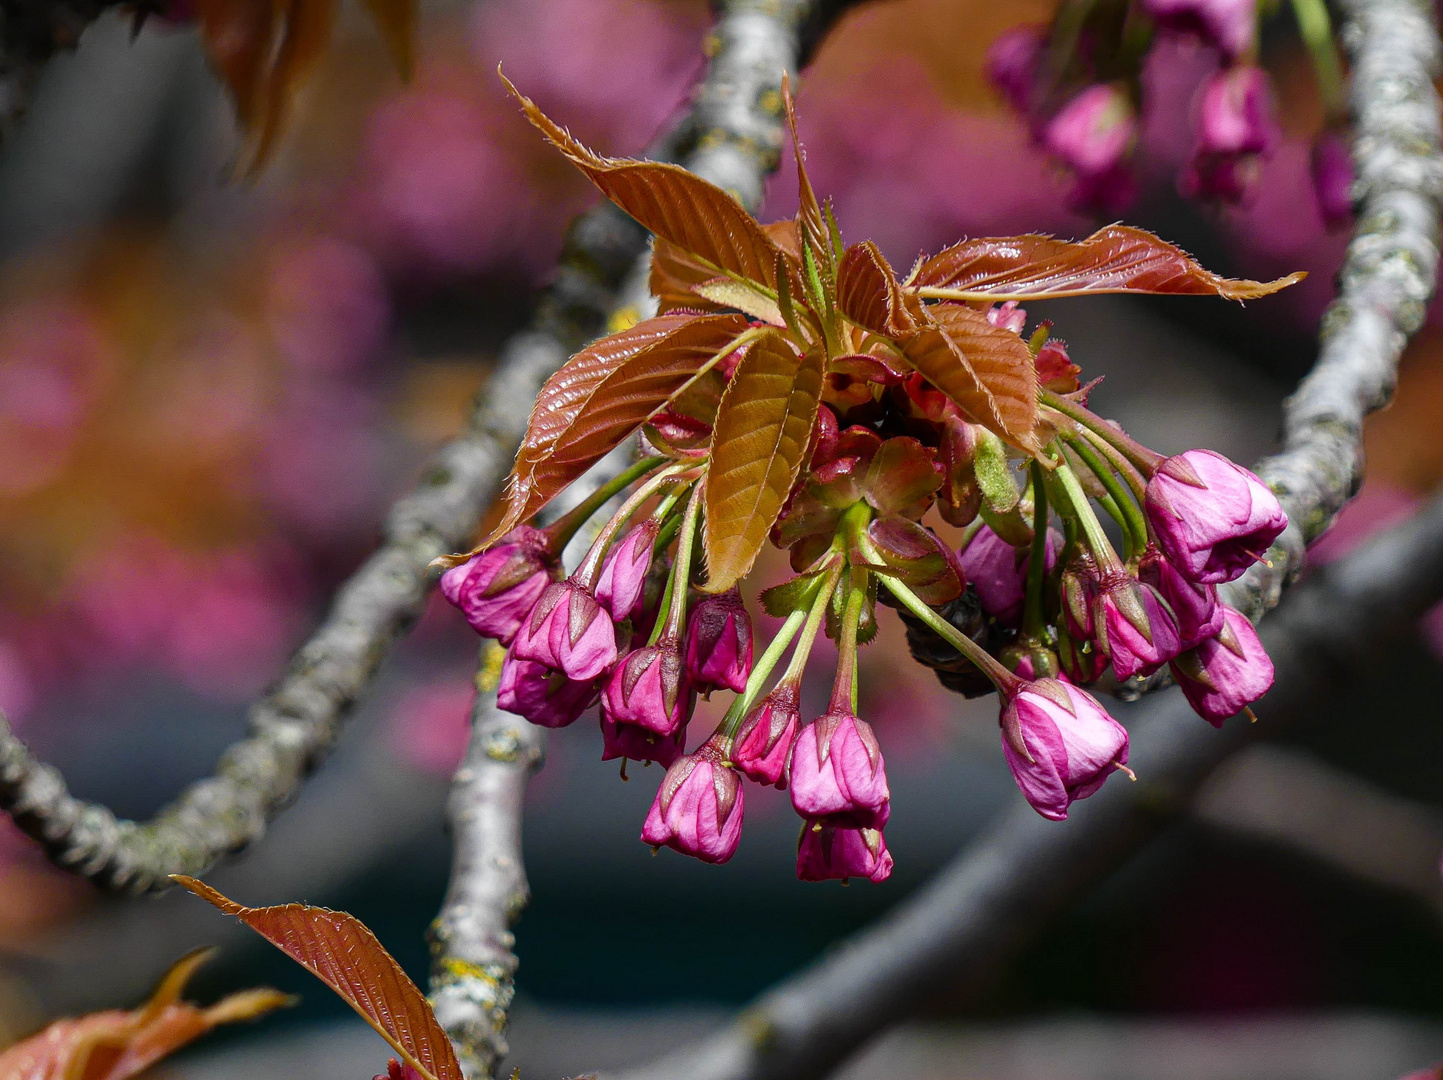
left=439, top=526, right=555, bottom=645
left=1169, top=604, right=1274, bottom=725
left=1145, top=449, right=1288, bottom=584
left=684, top=587, right=753, bottom=693
left=796, top=823, right=893, bottom=883
left=732, top=685, right=802, bottom=787
left=510, top=579, right=617, bottom=681
left=640, top=738, right=744, bottom=864
left=1000, top=678, right=1130, bottom=821
left=789, top=710, right=890, bottom=829
left=496, top=653, right=598, bottom=728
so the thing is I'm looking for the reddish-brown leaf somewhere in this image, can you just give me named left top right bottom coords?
left=248, top=0, right=340, bottom=171
left=504, top=75, right=799, bottom=299
left=782, top=76, right=828, bottom=266
left=836, top=241, right=922, bottom=337
left=650, top=238, right=729, bottom=313
left=194, top=0, right=275, bottom=134
left=902, top=305, right=1040, bottom=452
left=0, top=949, right=289, bottom=1080
left=704, top=335, right=825, bottom=592
left=910, top=225, right=1305, bottom=300
left=488, top=313, right=750, bottom=544
left=360, top=0, right=418, bottom=80
left=175, top=877, right=459, bottom=1080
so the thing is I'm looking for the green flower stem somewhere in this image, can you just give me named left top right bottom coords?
left=1039, top=390, right=1164, bottom=473
left=574, top=460, right=699, bottom=588
left=652, top=504, right=686, bottom=556
left=650, top=480, right=706, bottom=646
left=776, top=558, right=844, bottom=691
left=1050, top=455, right=1126, bottom=576
left=879, top=574, right=1021, bottom=695
left=1077, top=425, right=1150, bottom=504
left=545, top=455, right=668, bottom=550
left=1021, top=460, right=1051, bottom=640
left=829, top=565, right=870, bottom=714
left=1291, top=0, right=1348, bottom=118
left=1064, top=433, right=1148, bottom=555
left=718, top=605, right=808, bottom=738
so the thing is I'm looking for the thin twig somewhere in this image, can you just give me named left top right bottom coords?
left=604, top=487, right=1443, bottom=1080
left=425, top=4, right=818, bottom=1073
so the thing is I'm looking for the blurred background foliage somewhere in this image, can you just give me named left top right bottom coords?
left=4, top=0, right=1443, bottom=1075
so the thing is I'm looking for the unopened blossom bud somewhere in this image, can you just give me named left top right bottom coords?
left=732, top=686, right=802, bottom=787
left=439, top=526, right=555, bottom=645
left=684, top=588, right=753, bottom=693
left=790, top=711, right=890, bottom=829
left=958, top=525, right=1059, bottom=626
left=596, top=520, right=660, bottom=623
left=987, top=23, right=1047, bottom=114
left=1060, top=558, right=1099, bottom=640
left=1140, top=0, right=1256, bottom=59
left=600, top=712, right=686, bottom=767
left=1145, top=449, right=1287, bottom=584
left=375, top=1059, right=423, bottom=1080
left=1000, top=678, right=1130, bottom=821
left=496, top=654, right=597, bottom=728
left=640, top=738, right=744, bottom=864
left=1311, top=128, right=1354, bottom=228
left=797, top=823, right=893, bottom=883
left=602, top=643, right=692, bottom=735
left=1138, top=547, right=1223, bottom=647
left=1169, top=605, right=1274, bottom=725
left=1094, top=579, right=1183, bottom=680
left=1194, top=66, right=1276, bottom=156
left=1044, top=84, right=1136, bottom=183
left=511, top=580, right=617, bottom=681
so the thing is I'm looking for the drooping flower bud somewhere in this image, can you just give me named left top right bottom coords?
left=1000, top=678, right=1130, bottom=821
left=796, top=823, right=893, bottom=883
left=1145, top=449, right=1288, bottom=584
left=374, top=1059, right=423, bottom=1080
left=1138, top=546, right=1223, bottom=647
left=958, top=525, right=1059, bottom=626
left=987, top=23, right=1047, bottom=115
left=640, top=737, right=744, bottom=864
left=684, top=588, right=753, bottom=693
left=602, top=643, right=693, bottom=735
left=1044, top=84, right=1137, bottom=180
left=496, top=654, right=598, bottom=728
left=789, top=711, right=890, bottom=829
left=1002, top=640, right=1061, bottom=681
left=732, top=685, right=802, bottom=787
left=1311, top=128, right=1354, bottom=228
left=1180, top=66, right=1278, bottom=204
left=600, top=712, right=686, bottom=767
left=1094, top=578, right=1183, bottom=680
left=439, top=526, right=556, bottom=645
left=1140, top=0, right=1257, bottom=59
left=1169, top=604, right=1274, bottom=725
left=510, top=579, right=617, bottom=681
left=596, top=520, right=660, bottom=623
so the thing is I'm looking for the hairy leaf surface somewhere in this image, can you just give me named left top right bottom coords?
left=505, top=76, right=798, bottom=298
left=902, top=305, right=1039, bottom=451
left=704, top=336, right=824, bottom=592
left=489, top=313, right=748, bottom=543
left=836, top=241, right=921, bottom=337
left=910, top=225, right=1305, bottom=300
left=0, top=949, right=289, bottom=1080
left=176, top=877, right=459, bottom=1080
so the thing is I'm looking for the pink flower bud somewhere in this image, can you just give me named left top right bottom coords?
left=510, top=579, right=617, bottom=681
left=496, top=653, right=598, bottom=728
left=1094, top=578, right=1183, bottom=680
left=1138, top=547, right=1224, bottom=647
left=732, top=685, right=802, bottom=787
left=1194, top=66, right=1276, bottom=156
left=600, top=711, right=686, bottom=767
left=1169, top=605, right=1274, bottom=725
left=439, top=526, right=555, bottom=645
left=601, top=643, right=693, bottom=735
left=1140, top=0, right=1257, bottom=59
left=1145, top=449, right=1288, bottom=584
left=958, top=525, right=1059, bottom=627
left=789, top=711, right=890, bottom=829
left=595, top=520, right=659, bottom=623
left=1044, top=84, right=1137, bottom=181
left=987, top=23, right=1047, bottom=115
left=796, top=823, right=893, bottom=883
left=684, top=588, right=753, bottom=693
left=640, top=739, right=744, bottom=864
left=375, top=1059, right=423, bottom=1080
left=1000, top=678, right=1130, bottom=821
left=1311, top=128, right=1354, bottom=227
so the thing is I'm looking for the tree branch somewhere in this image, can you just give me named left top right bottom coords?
left=604, top=486, right=1443, bottom=1080
left=425, top=4, right=819, bottom=1073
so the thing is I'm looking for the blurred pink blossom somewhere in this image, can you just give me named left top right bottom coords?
left=267, top=236, right=390, bottom=374
left=0, top=642, right=35, bottom=724
left=388, top=680, right=475, bottom=774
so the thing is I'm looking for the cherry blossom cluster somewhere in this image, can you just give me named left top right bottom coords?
left=989, top=0, right=1352, bottom=221
left=440, top=301, right=1286, bottom=882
